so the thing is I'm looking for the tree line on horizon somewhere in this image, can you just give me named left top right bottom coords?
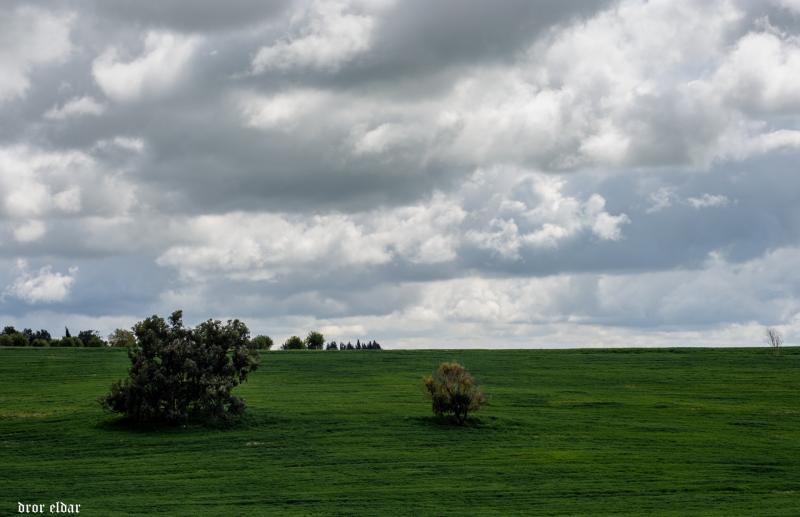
left=0, top=325, right=382, bottom=351
left=259, top=331, right=382, bottom=351
left=0, top=326, right=106, bottom=347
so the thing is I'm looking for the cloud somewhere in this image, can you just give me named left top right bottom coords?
left=465, top=171, right=630, bottom=258
left=92, top=31, right=198, bottom=102
left=44, top=96, right=106, bottom=120
left=1, top=0, right=800, bottom=347
left=251, top=0, right=388, bottom=73
left=711, top=24, right=800, bottom=114
left=775, top=0, right=800, bottom=13
left=236, top=89, right=331, bottom=129
left=687, top=194, right=730, bottom=209
left=5, top=261, right=78, bottom=304
left=0, top=146, right=136, bottom=219
left=0, top=7, right=73, bottom=102
left=646, top=187, right=676, bottom=214
left=12, top=221, right=46, bottom=243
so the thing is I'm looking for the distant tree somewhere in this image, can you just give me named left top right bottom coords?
left=345, top=342, right=354, bottom=350
left=423, top=362, right=487, bottom=425
left=52, top=337, right=82, bottom=347
left=2, top=326, right=18, bottom=335
left=101, top=310, right=259, bottom=424
left=108, top=329, right=137, bottom=348
left=69, top=336, right=84, bottom=347
left=282, top=335, right=306, bottom=350
left=31, top=339, right=49, bottom=347
left=326, top=341, right=338, bottom=351
left=78, top=330, right=106, bottom=347
left=22, top=328, right=34, bottom=343
left=250, top=335, right=274, bottom=350
left=0, top=335, right=11, bottom=347
left=65, top=327, right=71, bottom=338
left=6, top=333, right=28, bottom=347
left=33, top=329, right=51, bottom=342
left=305, top=331, right=325, bottom=350
left=766, top=327, right=783, bottom=355
left=372, top=341, right=382, bottom=350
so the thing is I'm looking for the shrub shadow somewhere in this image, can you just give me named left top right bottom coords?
left=411, top=414, right=497, bottom=429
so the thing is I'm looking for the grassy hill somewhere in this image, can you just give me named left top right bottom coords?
left=1, top=347, right=798, bottom=516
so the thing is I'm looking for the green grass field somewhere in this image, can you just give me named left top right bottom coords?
left=1, top=347, right=799, bottom=516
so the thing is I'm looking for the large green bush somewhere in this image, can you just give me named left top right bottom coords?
left=101, top=311, right=259, bottom=424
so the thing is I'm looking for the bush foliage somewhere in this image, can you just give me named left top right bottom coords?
left=305, top=331, right=325, bottom=350
left=282, top=335, right=306, bottom=350
left=423, top=362, right=487, bottom=424
left=101, top=311, right=259, bottom=424
left=251, top=335, right=274, bottom=350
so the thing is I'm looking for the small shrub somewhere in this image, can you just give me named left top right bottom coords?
left=766, top=327, right=783, bottom=355
left=423, top=362, right=487, bottom=425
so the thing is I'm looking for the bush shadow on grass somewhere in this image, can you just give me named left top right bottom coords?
left=95, top=414, right=250, bottom=434
left=94, top=408, right=297, bottom=434
left=410, top=414, right=498, bottom=429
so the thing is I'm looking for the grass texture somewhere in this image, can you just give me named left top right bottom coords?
left=1, top=347, right=798, bottom=515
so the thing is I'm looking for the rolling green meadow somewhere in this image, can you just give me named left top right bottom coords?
left=1, top=347, right=799, bottom=516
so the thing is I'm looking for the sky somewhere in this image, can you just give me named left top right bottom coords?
left=1, top=0, right=800, bottom=348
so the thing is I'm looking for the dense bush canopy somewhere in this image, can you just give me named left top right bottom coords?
left=282, top=335, right=306, bottom=350
left=423, top=362, right=487, bottom=424
left=305, top=331, right=325, bottom=350
left=251, top=335, right=274, bottom=350
left=108, top=328, right=137, bottom=348
left=101, top=311, right=259, bottom=424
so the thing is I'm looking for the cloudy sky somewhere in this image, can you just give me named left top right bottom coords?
left=1, top=0, right=799, bottom=347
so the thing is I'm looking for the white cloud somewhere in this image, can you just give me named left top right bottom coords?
left=157, top=192, right=465, bottom=280
left=92, top=136, right=146, bottom=154
left=351, top=123, right=412, bottom=155
left=237, top=89, right=330, bottom=129
left=12, top=220, right=46, bottom=243
left=687, top=193, right=730, bottom=209
left=157, top=212, right=391, bottom=281
left=6, top=261, right=78, bottom=304
left=0, top=146, right=134, bottom=223
left=53, top=187, right=82, bottom=214
left=467, top=171, right=630, bottom=257
left=44, top=96, right=106, bottom=120
left=774, top=0, right=800, bottom=13
left=712, top=27, right=800, bottom=114
left=0, top=7, right=73, bottom=102
left=646, top=187, right=677, bottom=213
left=93, top=31, right=198, bottom=102
left=251, top=0, right=387, bottom=73
left=156, top=167, right=628, bottom=282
